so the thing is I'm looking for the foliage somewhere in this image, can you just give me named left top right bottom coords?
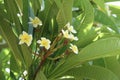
left=0, top=0, right=120, bottom=80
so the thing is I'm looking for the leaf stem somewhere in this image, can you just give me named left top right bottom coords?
left=33, top=50, right=53, bottom=80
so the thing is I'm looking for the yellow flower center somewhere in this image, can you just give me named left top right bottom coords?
left=37, top=37, right=51, bottom=50
left=41, top=40, right=49, bottom=47
left=62, top=30, right=70, bottom=39
left=64, top=32, right=69, bottom=38
left=32, top=18, right=40, bottom=24
left=70, top=44, right=78, bottom=54
left=68, top=26, right=73, bottom=32
left=72, top=46, right=77, bottom=52
left=21, top=34, right=29, bottom=42
left=19, top=31, right=32, bottom=46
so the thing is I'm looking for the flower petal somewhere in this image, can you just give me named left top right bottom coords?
left=37, top=40, right=41, bottom=44
left=19, top=31, right=32, bottom=46
left=38, top=37, right=51, bottom=50
left=70, top=44, right=78, bottom=54
left=19, top=41, right=24, bottom=45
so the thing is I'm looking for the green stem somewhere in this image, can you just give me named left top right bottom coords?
left=33, top=50, right=52, bottom=80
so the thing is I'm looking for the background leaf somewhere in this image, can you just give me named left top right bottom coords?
left=62, top=65, right=119, bottom=80
left=75, top=0, right=94, bottom=47
left=94, top=9, right=119, bottom=33
left=48, top=37, right=120, bottom=79
left=56, top=0, right=73, bottom=30
left=0, top=19, right=24, bottom=67
left=92, top=0, right=106, bottom=12
left=35, top=71, right=47, bottom=80
left=104, top=57, right=120, bottom=80
left=21, top=45, right=32, bottom=69
left=4, top=0, right=22, bottom=35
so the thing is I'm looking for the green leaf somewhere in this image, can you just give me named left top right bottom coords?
left=22, top=0, right=29, bottom=31
left=4, top=0, right=22, bottom=35
left=0, top=43, right=8, bottom=51
left=0, top=19, right=24, bottom=67
left=21, top=45, right=32, bottom=69
left=10, top=53, right=20, bottom=73
left=38, top=0, right=59, bottom=38
left=15, top=0, right=23, bottom=11
left=0, top=70, right=5, bottom=80
left=28, top=6, right=34, bottom=34
left=104, top=0, right=120, bottom=2
left=76, top=28, right=98, bottom=48
left=93, top=58, right=105, bottom=67
left=10, top=71, right=17, bottom=80
left=92, top=0, right=106, bottom=12
left=54, top=0, right=62, bottom=9
left=104, top=57, right=120, bottom=80
left=62, top=66, right=119, bottom=80
left=35, top=71, right=47, bottom=80
left=58, top=79, right=75, bottom=80
left=31, top=0, right=42, bottom=15
left=109, top=3, right=120, bottom=15
left=94, top=9, right=119, bottom=33
left=22, top=0, right=34, bottom=34
left=48, top=37, right=120, bottom=79
left=56, top=0, right=73, bottom=30
left=0, top=61, right=5, bottom=80
left=76, top=0, right=94, bottom=44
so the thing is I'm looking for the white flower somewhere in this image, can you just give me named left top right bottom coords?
left=69, top=33, right=78, bottom=41
left=70, top=44, right=78, bottom=54
left=66, top=22, right=77, bottom=33
left=19, top=31, right=32, bottom=46
left=37, top=37, right=51, bottom=50
left=29, top=17, right=42, bottom=28
left=62, top=29, right=78, bottom=41
left=62, top=29, right=70, bottom=39
left=23, top=70, right=28, bottom=76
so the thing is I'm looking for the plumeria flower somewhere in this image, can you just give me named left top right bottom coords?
left=69, top=33, right=78, bottom=41
left=29, top=17, right=42, bottom=28
left=66, top=22, right=77, bottom=33
left=23, top=70, right=28, bottom=76
left=62, top=29, right=78, bottom=41
left=19, top=31, right=32, bottom=46
left=62, top=29, right=70, bottom=39
left=37, top=37, right=51, bottom=50
left=70, top=44, right=78, bottom=54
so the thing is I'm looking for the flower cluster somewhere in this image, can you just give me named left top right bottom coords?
left=62, top=22, right=78, bottom=54
left=62, top=23, right=78, bottom=41
left=19, top=17, right=79, bottom=55
left=19, top=17, right=51, bottom=50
